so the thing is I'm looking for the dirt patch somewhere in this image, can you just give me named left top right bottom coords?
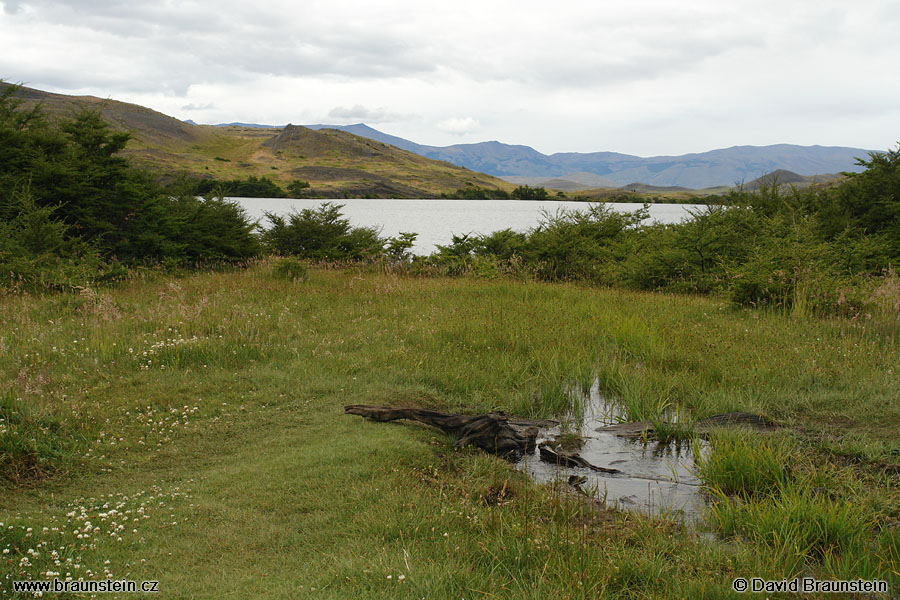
left=292, top=166, right=389, bottom=181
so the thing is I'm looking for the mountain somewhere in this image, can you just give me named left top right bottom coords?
left=305, top=123, right=422, bottom=153
left=301, top=123, right=872, bottom=189
left=742, top=169, right=843, bottom=191
left=213, top=121, right=281, bottom=129
left=14, top=80, right=866, bottom=193
left=3, top=84, right=512, bottom=198
left=501, top=172, right=620, bottom=191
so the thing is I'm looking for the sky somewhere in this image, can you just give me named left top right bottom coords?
left=1, top=0, right=898, bottom=156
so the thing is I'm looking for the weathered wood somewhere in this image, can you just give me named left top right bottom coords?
left=344, top=405, right=545, bottom=458
left=538, top=441, right=621, bottom=474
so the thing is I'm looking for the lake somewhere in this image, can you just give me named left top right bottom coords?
left=233, top=198, right=705, bottom=255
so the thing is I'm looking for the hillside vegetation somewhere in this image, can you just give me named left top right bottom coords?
left=3, top=83, right=512, bottom=198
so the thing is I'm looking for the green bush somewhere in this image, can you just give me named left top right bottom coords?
left=0, top=82, right=262, bottom=284
left=511, top=185, right=549, bottom=200
left=167, top=194, right=261, bottom=262
left=192, top=175, right=287, bottom=198
left=442, top=186, right=510, bottom=199
left=271, top=257, right=308, bottom=281
left=261, top=202, right=385, bottom=261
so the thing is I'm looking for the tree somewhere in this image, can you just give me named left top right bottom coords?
left=287, top=179, right=311, bottom=198
left=816, top=146, right=900, bottom=256
left=385, top=232, right=418, bottom=262
left=261, top=202, right=384, bottom=260
left=511, top=185, right=549, bottom=200
left=0, top=82, right=260, bottom=268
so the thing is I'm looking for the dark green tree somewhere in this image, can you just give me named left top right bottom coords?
left=287, top=179, right=311, bottom=197
left=511, top=185, right=549, bottom=200
left=261, top=202, right=384, bottom=260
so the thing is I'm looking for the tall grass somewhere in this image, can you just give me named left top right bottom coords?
left=1, top=266, right=898, bottom=596
left=693, top=429, right=794, bottom=499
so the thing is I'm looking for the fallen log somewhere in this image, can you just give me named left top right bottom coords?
left=538, top=441, right=621, bottom=474
left=344, top=405, right=548, bottom=458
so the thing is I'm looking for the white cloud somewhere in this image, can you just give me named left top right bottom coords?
left=0, top=0, right=898, bottom=154
left=327, top=104, right=404, bottom=124
left=181, top=102, right=214, bottom=111
left=436, top=117, right=480, bottom=135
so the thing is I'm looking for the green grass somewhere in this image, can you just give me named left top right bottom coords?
left=693, top=430, right=795, bottom=499
left=1, top=264, right=898, bottom=597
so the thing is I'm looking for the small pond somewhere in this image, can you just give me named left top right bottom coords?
left=516, top=379, right=707, bottom=523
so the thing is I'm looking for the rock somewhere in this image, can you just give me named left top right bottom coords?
left=693, top=412, right=777, bottom=435
left=595, top=421, right=655, bottom=439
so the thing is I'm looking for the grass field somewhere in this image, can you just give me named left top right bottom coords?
left=1, top=265, right=898, bottom=598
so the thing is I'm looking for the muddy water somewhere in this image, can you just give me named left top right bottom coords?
left=516, top=381, right=707, bottom=522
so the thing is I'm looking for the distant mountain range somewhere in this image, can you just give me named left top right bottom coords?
left=298, top=124, right=871, bottom=189
left=182, top=115, right=870, bottom=191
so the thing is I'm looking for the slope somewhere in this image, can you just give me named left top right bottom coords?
left=4, top=83, right=512, bottom=198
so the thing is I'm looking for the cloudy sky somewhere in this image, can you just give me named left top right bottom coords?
left=1, top=0, right=897, bottom=156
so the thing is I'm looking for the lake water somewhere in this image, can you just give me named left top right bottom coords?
left=233, top=198, right=704, bottom=255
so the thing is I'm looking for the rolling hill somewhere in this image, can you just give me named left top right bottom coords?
left=305, top=123, right=872, bottom=189
left=3, top=83, right=512, bottom=198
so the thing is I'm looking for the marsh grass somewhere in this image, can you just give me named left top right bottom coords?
left=1, top=266, right=898, bottom=596
left=693, top=429, right=794, bottom=499
left=697, top=429, right=899, bottom=588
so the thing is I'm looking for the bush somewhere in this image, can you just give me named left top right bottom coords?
left=522, top=204, right=646, bottom=282
left=442, top=187, right=510, bottom=199
left=167, top=194, right=261, bottom=262
left=271, top=257, right=308, bottom=281
left=261, top=202, right=385, bottom=261
left=0, top=187, right=105, bottom=290
left=511, top=185, right=549, bottom=200
left=192, top=175, right=287, bottom=198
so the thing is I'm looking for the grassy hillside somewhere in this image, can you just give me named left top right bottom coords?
left=4, top=83, right=513, bottom=198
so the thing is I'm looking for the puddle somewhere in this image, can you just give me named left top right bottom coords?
left=515, top=379, right=707, bottom=523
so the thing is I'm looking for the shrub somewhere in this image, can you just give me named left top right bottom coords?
left=167, top=194, right=261, bottom=262
left=261, top=202, right=385, bottom=261
left=271, top=257, right=308, bottom=281
left=0, top=187, right=105, bottom=290
left=192, top=175, right=287, bottom=198
left=511, top=185, right=549, bottom=200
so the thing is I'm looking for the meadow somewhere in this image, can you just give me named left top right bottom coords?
left=2, top=264, right=898, bottom=598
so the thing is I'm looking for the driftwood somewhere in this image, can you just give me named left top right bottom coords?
left=538, top=441, right=621, bottom=474
left=344, top=405, right=549, bottom=458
